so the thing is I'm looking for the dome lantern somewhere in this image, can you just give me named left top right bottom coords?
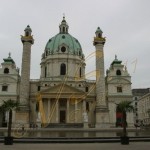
left=59, top=16, right=69, bottom=34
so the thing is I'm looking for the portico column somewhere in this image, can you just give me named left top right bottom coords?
left=47, top=99, right=51, bottom=123
left=56, top=99, right=59, bottom=123
left=75, top=100, right=78, bottom=123
left=83, top=100, right=88, bottom=128
left=67, top=99, right=70, bottom=123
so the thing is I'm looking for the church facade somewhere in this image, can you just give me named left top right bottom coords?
left=0, top=17, right=133, bottom=128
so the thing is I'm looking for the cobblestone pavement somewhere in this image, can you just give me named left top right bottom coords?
left=0, top=142, right=150, bottom=150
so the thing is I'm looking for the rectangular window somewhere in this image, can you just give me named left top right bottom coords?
left=85, top=87, right=89, bottom=92
left=38, top=86, right=41, bottom=91
left=117, top=87, right=122, bottom=93
left=2, top=86, right=8, bottom=91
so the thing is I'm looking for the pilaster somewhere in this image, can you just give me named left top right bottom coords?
left=67, top=99, right=70, bottom=123
left=75, top=99, right=78, bottom=123
left=56, top=99, right=59, bottom=123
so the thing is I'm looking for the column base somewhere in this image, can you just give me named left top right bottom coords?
left=36, top=122, right=41, bottom=128
left=95, top=122, right=110, bottom=128
left=95, top=107, right=110, bottom=128
left=15, top=105, right=30, bottom=127
left=83, top=122, right=89, bottom=128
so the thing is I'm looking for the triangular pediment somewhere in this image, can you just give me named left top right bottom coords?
left=107, top=77, right=131, bottom=84
left=40, top=84, right=85, bottom=94
left=0, top=76, right=18, bottom=83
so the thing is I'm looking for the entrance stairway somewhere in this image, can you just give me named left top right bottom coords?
left=45, top=123, right=83, bottom=128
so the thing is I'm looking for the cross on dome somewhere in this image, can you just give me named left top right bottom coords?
left=8, top=52, right=11, bottom=58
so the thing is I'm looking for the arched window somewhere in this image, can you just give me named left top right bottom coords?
left=45, top=66, right=47, bottom=77
left=45, top=50, right=48, bottom=56
left=85, top=87, right=89, bottom=92
left=63, top=27, right=65, bottom=33
left=4, top=68, right=9, bottom=74
left=116, top=69, right=121, bottom=75
left=37, top=86, right=40, bottom=91
left=86, top=102, right=89, bottom=112
left=61, top=46, right=66, bottom=52
left=79, top=51, right=81, bottom=56
left=60, top=63, right=66, bottom=75
left=116, top=106, right=123, bottom=127
left=79, top=67, right=82, bottom=78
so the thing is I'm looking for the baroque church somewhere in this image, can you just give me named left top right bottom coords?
left=0, top=17, right=133, bottom=128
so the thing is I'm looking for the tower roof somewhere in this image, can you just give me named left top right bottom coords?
left=111, top=55, right=122, bottom=65
left=3, top=52, right=15, bottom=64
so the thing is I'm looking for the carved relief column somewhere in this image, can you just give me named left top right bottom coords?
left=93, top=27, right=109, bottom=128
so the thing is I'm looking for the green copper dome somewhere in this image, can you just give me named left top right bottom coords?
left=44, top=17, right=84, bottom=58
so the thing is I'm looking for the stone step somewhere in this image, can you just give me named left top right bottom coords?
left=45, top=123, right=83, bottom=128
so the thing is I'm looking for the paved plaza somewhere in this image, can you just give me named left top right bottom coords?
left=0, top=142, right=150, bottom=150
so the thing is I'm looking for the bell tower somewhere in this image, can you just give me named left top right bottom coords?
left=93, top=27, right=109, bottom=128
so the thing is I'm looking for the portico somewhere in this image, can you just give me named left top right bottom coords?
left=36, top=84, right=89, bottom=127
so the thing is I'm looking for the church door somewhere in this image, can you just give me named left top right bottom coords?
left=60, top=110, right=66, bottom=123
left=59, top=99, right=67, bottom=123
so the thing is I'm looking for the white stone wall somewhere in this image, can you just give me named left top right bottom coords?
left=0, top=82, right=17, bottom=94
left=127, top=111, right=134, bottom=127
left=108, top=83, right=132, bottom=95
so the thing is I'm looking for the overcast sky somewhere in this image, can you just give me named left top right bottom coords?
left=0, top=0, right=150, bottom=88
